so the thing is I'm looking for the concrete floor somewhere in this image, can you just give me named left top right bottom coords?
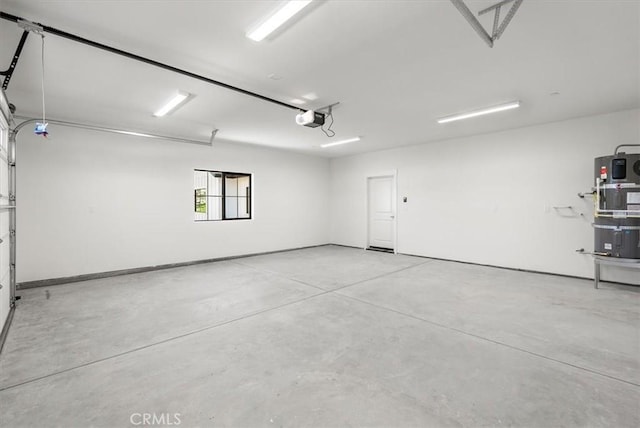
left=0, top=245, right=638, bottom=427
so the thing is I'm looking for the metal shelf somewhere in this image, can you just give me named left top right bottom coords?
left=593, top=256, right=640, bottom=289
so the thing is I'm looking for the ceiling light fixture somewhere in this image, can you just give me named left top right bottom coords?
left=153, top=91, right=191, bottom=117
left=320, top=137, right=361, bottom=148
left=247, top=0, right=313, bottom=42
left=302, top=92, right=318, bottom=101
left=437, top=100, right=520, bottom=124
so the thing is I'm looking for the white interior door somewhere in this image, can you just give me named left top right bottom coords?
left=368, top=176, right=395, bottom=250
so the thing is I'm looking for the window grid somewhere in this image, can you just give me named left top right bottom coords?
left=194, top=170, right=251, bottom=221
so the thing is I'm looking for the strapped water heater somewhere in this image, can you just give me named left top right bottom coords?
left=593, top=149, right=640, bottom=259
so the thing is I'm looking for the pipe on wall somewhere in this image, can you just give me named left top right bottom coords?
left=13, top=117, right=213, bottom=146
left=614, top=144, right=640, bottom=155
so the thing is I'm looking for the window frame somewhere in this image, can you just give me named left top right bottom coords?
left=194, top=169, right=252, bottom=222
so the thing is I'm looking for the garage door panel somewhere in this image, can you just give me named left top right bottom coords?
left=0, top=97, right=11, bottom=334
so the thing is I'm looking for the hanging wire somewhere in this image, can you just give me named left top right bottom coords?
left=321, top=108, right=335, bottom=138
left=41, top=34, right=46, bottom=124
left=33, top=32, right=49, bottom=137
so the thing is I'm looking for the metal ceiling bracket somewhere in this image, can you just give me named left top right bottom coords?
left=1, top=19, right=45, bottom=90
left=450, top=0, right=493, bottom=47
left=491, top=5, right=501, bottom=39
left=478, top=0, right=515, bottom=16
left=317, top=101, right=340, bottom=115
left=450, top=0, right=523, bottom=47
left=492, top=0, right=523, bottom=41
left=17, top=19, right=43, bottom=35
left=209, top=129, right=219, bottom=144
left=1, top=30, right=30, bottom=90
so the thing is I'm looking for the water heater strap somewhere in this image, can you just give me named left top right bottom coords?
left=599, top=183, right=640, bottom=190
left=593, top=225, right=640, bottom=231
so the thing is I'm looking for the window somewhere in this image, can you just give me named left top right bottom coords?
left=194, top=170, right=251, bottom=221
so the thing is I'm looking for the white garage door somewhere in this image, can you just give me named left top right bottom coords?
left=0, top=96, right=12, bottom=334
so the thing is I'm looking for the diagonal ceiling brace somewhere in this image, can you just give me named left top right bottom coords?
left=450, top=0, right=524, bottom=48
left=492, top=0, right=523, bottom=41
left=478, top=0, right=515, bottom=16
left=450, top=0, right=493, bottom=47
left=491, top=5, right=501, bottom=39
left=1, top=30, right=30, bottom=90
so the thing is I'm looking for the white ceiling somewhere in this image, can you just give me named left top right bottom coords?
left=1, top=0, right=638, bottom=157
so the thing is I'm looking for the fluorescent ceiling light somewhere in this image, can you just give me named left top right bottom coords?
left=290, top=98, right=306, bottom=105
left=247, top=0, right=313, bottom=42
left=437, top=101, right=521, bottom=124
left=302, top=92, right=318, bottom=101
left=321, top=137, right=361, bottom=148
left=153, top=91, right=191, bottom=117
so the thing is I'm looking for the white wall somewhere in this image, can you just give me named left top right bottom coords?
left=14, top=109, right=640, bottom=285
left=16, top=127, right=330, bottom=283
left=330, top=109, right=640, bottom=285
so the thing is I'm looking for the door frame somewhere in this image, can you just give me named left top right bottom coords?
left=365, top=170, right=397, bottom=253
